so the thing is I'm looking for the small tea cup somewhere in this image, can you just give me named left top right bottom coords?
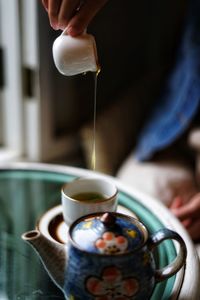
left=52, top=30, right=99, bottom=76
left=61, top=177, right=118, bottom=225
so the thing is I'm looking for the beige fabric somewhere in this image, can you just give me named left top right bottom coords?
left=117, top=155, right=198, bottom=206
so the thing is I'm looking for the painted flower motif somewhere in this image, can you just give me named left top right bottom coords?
left=82, top=220, right=93, bottom=229
left=95, top=232, right=128, bottom=254
left=86, top=266, right=139, bottom=300
left=126, top=229, right=137, bottom=239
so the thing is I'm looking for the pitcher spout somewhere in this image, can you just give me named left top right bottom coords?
left=22, top=230, right=67, bottom=290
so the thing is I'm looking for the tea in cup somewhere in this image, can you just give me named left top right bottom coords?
left=52, top=30, right=99, bottom=76
left=61, top=177, right=118, bottom=224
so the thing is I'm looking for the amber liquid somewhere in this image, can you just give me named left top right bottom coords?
left=91, top=68, right=100, bottom=170
left=71, top=192, right=106, bottom=202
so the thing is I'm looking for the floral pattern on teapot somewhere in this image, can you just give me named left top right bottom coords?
left=86, top=266, right=139, bottom=300
left=95, top=232, right=128, bottom=254
left=72, top=214, right=145, bottom=254
left=22, top=212, right=187, bottom=300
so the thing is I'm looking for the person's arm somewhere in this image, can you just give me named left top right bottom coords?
left=41, top=0, right=108, bottom=36
left=170, top=193, right=200, bottom=241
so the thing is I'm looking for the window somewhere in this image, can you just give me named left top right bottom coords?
left=0, top=0, right=23, bottom=161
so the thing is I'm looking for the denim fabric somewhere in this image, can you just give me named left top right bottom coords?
left=135, top=0, right=200, bottom=161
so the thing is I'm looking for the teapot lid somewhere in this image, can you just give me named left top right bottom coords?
left=70, top=212, right=147, bottom=255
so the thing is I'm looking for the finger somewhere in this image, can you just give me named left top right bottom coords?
left=48, top=0, right=62, bottom=29
left=173, top=200, right=200, bottom=220
left=172, top=204, right=195, bottom=220
left=41, top=0, right=49, bottom=11
left=171, top=193, right=200, bottom=219
left=170, top=196, right=184, bottom=209
left=182, top=218, right=192, bottom=228
left=58, top=0, right=81, bottom=30
left=67, top=0, right=108, bottom=36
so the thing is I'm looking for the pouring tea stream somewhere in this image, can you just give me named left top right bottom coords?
left=53, top=29, right=100, bottom=170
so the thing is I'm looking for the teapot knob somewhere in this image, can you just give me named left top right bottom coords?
left=100, top=212, right=116, bottom=226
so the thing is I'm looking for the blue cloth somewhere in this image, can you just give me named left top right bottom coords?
left=135, top=0, right=200, bottom=161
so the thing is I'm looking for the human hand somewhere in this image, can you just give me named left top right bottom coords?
left=41, top=0, right=108, bottom=36
left=170, top=194, right=200, bottom=241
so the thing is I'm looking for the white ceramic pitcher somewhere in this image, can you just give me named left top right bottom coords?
left=52, top=29, right=99, bottom=76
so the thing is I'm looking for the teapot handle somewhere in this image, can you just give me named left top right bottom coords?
left=148, top=228, right=187, bottom=282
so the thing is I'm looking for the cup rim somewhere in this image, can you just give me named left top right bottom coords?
left=61, top=177, right=118, bottom=204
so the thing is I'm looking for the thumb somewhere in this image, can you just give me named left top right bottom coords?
left=171, top=201, right=198, bottom=220
left=67, top=0, right=108, bottom=36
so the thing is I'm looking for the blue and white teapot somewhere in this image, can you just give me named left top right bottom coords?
left=22, top=212, right=187, bottom=299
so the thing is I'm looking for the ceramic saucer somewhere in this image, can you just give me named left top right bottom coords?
left=37, top=205, right=138, bottom=244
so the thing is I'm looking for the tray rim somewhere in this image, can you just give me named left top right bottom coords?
left=0, top=162, right=199, bottom=299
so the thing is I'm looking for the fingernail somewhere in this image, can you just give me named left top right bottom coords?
left=50, top=21, right=59, bottom=30
left=66, top=26, right=75, bottom=36
left=171, top=208, right=178, bottom=214
left=66, top=26, right=82, bottom=37
left=59, top=24, right=67, bottom=31
left=182, top=219, right=192, bottom=228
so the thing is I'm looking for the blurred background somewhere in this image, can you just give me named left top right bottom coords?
left=0, top=0, right=187, bottom=174
left=2, top=2, right=200, bottom=299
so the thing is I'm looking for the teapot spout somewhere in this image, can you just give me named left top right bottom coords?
left=22, top=230, right=67, bottom=290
